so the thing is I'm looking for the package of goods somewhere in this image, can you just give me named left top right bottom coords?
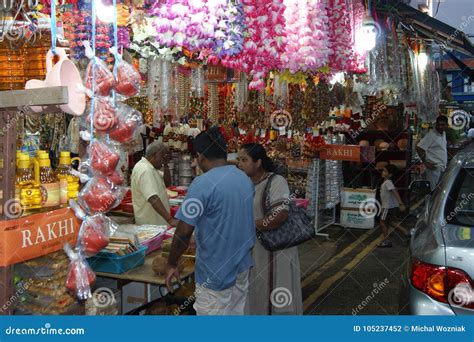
left=85, top=54, right=115, bottom=97
left=80, top=215, right=118, bottom=257
left=341, top=188, right=376, bottom=209
left=340, top=208, right=375, bottom=229
left=116, top=224, right=170, bottom=254
left=14, top=251, right=69, bottom=279
left=77, top=176, right=125, bottom=214
left=115, top=58, right=141, bottom=98
left=82, top=139, right=125, bottom=177
left=13, top=251, right=80, bottom=315
left=70, top=198, right=119, bottom=257
left=64, top=244, right=96, bottom=300
left=108, top=103, right=144, bottom=144
left=90, top=98, right=118, bottom=133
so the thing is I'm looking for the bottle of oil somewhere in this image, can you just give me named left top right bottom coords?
left=37, top=154, right=60, bottom=209
left=33, top=150, right=48, bottom=182
left=55, top=151, right=80, bottom=205
left=16, top=154, right=42, bottom=213
left=16, top=150, right=22, bottom=168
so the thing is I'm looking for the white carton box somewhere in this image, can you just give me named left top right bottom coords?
left=341, top=188, right=376, bottom=209
left=340, top=208, right=375, bottom=229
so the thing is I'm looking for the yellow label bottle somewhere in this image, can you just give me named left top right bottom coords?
left=38, top=154, right=60, bottom=209
left=16, top=155, right=42, bottom=212
left=55, top=151, right=80, bottom=205
left=33, top=150, right=48, bottom=183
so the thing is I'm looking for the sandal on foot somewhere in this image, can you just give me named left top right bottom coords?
left=378, top=240, right=392, bottom=248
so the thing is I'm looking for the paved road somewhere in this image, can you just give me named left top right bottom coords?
left=300, top=216, right=417, bottom=315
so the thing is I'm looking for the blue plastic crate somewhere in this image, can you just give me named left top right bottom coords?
left=87, top=246, right=146, bottom=274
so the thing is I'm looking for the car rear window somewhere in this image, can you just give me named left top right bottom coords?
left=444, top=168, right=474, bottom=226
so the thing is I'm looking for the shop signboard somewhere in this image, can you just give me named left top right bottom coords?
left=320, top=145, right=375, bottom=163
left=0, top=208, right=81, bottom=267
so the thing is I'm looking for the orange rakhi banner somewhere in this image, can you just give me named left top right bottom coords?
left=320, top=145, right=361, bottom=162
left=320, top=145, right=375, bottom=163
left=0, top=208, right=81, bottom=267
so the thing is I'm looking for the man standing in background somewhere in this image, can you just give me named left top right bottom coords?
left=416, top=116, right=448, bottom=191
left=131, top=142, right=178, bottom=226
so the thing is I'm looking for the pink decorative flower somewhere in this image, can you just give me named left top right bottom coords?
left=281, top=0, right=331, bottom=73
left=224, top=0, right=287, bottom=90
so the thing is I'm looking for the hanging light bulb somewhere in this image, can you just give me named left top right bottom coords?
left=330, top=72, right=345, bottom=85
left=358, top=14, right=379, bottom=52
left=96, top=0, right=115, bottom=23
left=418, top=44, right=429, bottom=70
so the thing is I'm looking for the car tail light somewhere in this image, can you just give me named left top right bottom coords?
left=411, top=259, right=474, bottom=309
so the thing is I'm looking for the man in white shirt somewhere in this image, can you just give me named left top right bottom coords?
left=416, top=116, right=448, bottom=191
left=131, top=142, right=178, bottom=226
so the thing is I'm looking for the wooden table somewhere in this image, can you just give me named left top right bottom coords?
left=96, top=250, right=194, bottom=286
left=96, top=250, right=195, bottom=315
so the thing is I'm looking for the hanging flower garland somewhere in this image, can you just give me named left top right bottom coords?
left=149, top=0, right=221, bottom=51
left=149, top=0, right=245, bottom=57
left=281, top=0, right=331, bottom=73
left=327, top=0, right=353, bottom=72
left=226, top=0, right=287, bottom=90
left=211, top=0, right=246, bottom=58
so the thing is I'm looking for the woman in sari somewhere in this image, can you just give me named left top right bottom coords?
left=238, top=143, right=303, bottom=315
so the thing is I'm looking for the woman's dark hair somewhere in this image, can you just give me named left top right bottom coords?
left=194, top=127, right=227, bottom=161
left=436, top=115, right=448, bottom=124
left=240, top=143, right=275, bottom=172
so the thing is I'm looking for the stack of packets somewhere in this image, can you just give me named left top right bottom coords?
left=104, top=237, right=139, bottom=256
left=14, top=251, right=81, bottom=315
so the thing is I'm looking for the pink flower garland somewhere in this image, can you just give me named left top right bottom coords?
left=225, top=0, right=287, bottom=90
left=328, top=0, right=354, bottom=72
left=282, top=0, right=331, bottom=73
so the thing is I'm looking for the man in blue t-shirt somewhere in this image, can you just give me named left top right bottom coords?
left=166, top=127, right=256, bottom=315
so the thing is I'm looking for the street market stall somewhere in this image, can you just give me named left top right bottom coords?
left=0, top=0, right=457, bottom=315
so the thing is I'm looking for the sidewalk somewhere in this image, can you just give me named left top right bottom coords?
left=300, top=215, right=417, bottom=315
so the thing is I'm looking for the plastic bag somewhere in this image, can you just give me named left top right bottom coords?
left=64, top=244, right=96, bottom=300
left=70, top=200, right=118, bottom=257
left=72, top=167, right=124, bottom=187
left=87, top=139, right=123, bottom=177
left=77, top=176, right=125, bottom=214
left=85, top=57, right=115, bottom=98
left=91, top=98, right=118, bottom=133
left=80, top=215, right=116, bottom=256
left=106, top=169, right=125, bottom=186
left=115, top=59, right=141, bottom=98
left=108, top=104, right=143, bottom=143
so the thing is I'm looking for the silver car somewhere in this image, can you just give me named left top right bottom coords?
left=403, top=143, right=474, bottom=315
